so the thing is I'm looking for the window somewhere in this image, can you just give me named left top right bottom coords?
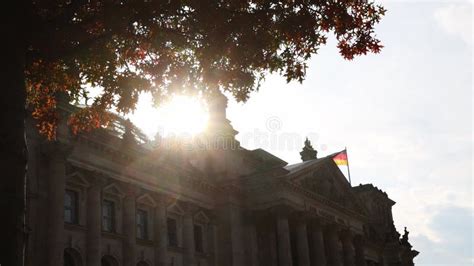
left=102, top=200, right=115, bottom=232
left=194, top=224, right=203, bottom=252
left=167, top=218, right=178, bottom=247
left=136, top=209, right=148, bottom=240
left=64, top=190, right=78, bottom=224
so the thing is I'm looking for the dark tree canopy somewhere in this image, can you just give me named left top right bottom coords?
left=26, top=0, right=385, bottom=138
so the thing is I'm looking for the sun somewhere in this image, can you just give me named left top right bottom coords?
left=158, top=95, right=209, bottom=136
left=130, top=94, right=209, bottom=138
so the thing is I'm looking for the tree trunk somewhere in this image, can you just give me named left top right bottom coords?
left=0, top=1, right=29, bottom=265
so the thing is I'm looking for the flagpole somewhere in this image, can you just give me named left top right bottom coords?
left=345, top=147, right=352, bottom=185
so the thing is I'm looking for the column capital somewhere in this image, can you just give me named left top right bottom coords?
left=292, top=211, right=311, bottom=224
left=270, top=204, right=295, bottom=218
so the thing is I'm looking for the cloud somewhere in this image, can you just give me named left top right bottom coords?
left=411, top=205, right=473, bottom=265
left=434, top=3, right=472, bottom=45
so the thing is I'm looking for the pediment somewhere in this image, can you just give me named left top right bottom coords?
left=167, top=202, right=185, bottom=215
left=66, top=172, right=90, bottom=187
left=289, top=158, right=365, bottom=213
left=103, top=183, right=125, bottom=196
left=137, top=193, right=157, bottom=207
left=299, top=166, right=347, bottom=200
left=194, top=211, right=210, bottom=224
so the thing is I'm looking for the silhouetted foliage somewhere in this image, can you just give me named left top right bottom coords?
left=1, top=1, right=386, bottom=265
left=26, top=0, right=385, bottom=139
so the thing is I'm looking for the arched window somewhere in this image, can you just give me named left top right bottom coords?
left=64, top=248, right=83, bottom=266
left=101, top=255, right=119, bottom=266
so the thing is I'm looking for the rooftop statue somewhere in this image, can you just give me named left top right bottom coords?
left=299, top=138, right=318, bottom=161
left=401, top=227, right=412, bottom=248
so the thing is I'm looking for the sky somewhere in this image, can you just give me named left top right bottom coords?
left=130, top=1, right=473, bottom=264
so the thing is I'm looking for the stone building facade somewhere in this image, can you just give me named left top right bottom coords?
left=25, top=95, right=418, bottom=266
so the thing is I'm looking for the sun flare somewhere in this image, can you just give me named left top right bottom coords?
left=158, top=96, right=209, bottom=136
left=130, top=94, right=209, bottom=139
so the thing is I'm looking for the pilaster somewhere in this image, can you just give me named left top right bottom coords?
left=122, top=184, right=139, bottom=266
left=153, top=194, right=168, bottom=266
left=86, top=176, right=105, bottom=266
left=207, top=221, right=218, bottom=266
left=182, top=203, right=197, bottom=266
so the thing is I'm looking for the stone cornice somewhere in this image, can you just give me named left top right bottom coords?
left=74, top=134, right=218, bottom=193
left=68, top=158, right=215, bottom=209
left=281, top=179, right=367, bottom=220
left=71, top=136, right=218, bottom=195
left=245, top=177, right=367, bottom=224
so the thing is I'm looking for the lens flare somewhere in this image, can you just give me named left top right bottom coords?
left=130, top=94, right=208, bottom=139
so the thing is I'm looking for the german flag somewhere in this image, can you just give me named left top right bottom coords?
left=333, top=150, right=348, bottom=165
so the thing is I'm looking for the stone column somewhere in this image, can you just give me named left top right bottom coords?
left=245, top=213, right=259, bottom=266
left=123, top=187, right=137, bottom=266
left=310, top=219, right=326, bottom=266
left=276, top=209, right=293, bottom=266
left=325, top=225, right=343, bottom=266
left=154, top=195, right=168, bottom=266
left=295, top=215, right=311, bottom=266
left=215, top=203, right=246, bottom=266
left=341, top=230, right=356, bottom=266
left=183, top=207, right=196, bottom=266
left=86, top=178, right=103, bottom=266
left=354, top=235, right=367, bottom=266
left=229, top=206, right=245, bottom=266
left=269, top=227, right=278, bottom=266
left=45, top=143, right=69, bottom=266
